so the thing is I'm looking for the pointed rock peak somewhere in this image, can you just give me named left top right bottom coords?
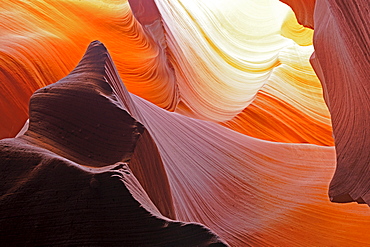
left=25, top=41, right=144, bottom=167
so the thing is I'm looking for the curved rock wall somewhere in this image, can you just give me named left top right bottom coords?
left=1, top=0, right=370, bottom=246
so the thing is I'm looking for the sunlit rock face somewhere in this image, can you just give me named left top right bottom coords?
left=0, top=0, right=333, bottom=146
left=0, top=0, right=177, bottom=139
left=310, top=0, right=370, bottom=204
left=1, top=0, right=370, bottom=246
left=154, top=0, right=332, bottom=146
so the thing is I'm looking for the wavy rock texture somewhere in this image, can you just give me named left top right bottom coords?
left=0, top=0, right=177, bottom=139
left=3, top=40, right=369, bottom=246
left=1, top=0, right=370, bottom=246
left=0, top=41, right=227, bottom=246
left=310, top=0, right=370, bottom=204
left=155, top=0, right=332, bottom=145
left=109, top=41, right=370, bottom=246
left=0, top=0, right=333, bottom=146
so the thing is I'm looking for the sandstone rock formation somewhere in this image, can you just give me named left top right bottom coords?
left=310, top=0, right=370, bottom=204
left=1, top=0, right=370, bottom=246
left=0, top=0, right=333, bottom=145
left=0, top=41, right=227, bottom=246
left=280, top=0, right=316, bottom=28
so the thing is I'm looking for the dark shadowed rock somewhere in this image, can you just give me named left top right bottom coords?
left=0, top=41, right=228, bottom=246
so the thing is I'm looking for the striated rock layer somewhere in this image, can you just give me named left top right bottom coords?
left=105, top=41, right=370, bottom=246
left=310, top=0, right=370, bottom=204
left=0, top=0, right=178, bottom=139
left=2, top=40, right=370, bottom=246
left=1, top=0, right=370, bottom=245
left=0, top=41, right=227, bottom=246
left=0, top=0, right=334, bottom=146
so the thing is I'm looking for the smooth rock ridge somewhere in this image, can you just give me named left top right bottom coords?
left=0, top=40, right=228, bottom=246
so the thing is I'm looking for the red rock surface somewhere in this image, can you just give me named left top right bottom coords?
left=2, top=39, right=370, bottom=246
left=1, top=1, right=370, bottom=245
left=128, top=0, right=161, bottom=26
left=280, top=0, right=316, bottom=28
left=0, top=1, right=178, bottom=139
left=311, top=0, right=370, bottom=204
left=0, top=0, right=334, bottom=146
left=0, top=41, right=227, bottom=246
left=104, top=43, right=370, bottom=246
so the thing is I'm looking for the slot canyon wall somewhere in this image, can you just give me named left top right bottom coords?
left=0, top=0, right=369, bottom=246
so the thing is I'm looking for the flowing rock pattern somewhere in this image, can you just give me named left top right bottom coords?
left=1, top=0, right=370, bottom=246
left=0, top=0, right=333, bottom=146
left=310, top=0, right=370, bottom=204
left=0, top=41, right=227, bottom=246
left=0, top=0, right=177, bottom=139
